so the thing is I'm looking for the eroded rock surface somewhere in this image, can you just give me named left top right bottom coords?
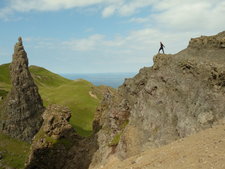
left=90, top=31, right=225, bottom=168
left=25, top=104, right=99, bottom=169
left=25, top=105, right=74, bottom=169
left=0, top=37, right=44, bottom=142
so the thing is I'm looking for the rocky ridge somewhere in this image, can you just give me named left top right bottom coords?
left=89, top=31, right=225, bottom=168
left=0, top=37, right=44, bottom=142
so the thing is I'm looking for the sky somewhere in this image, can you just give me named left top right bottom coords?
left=0, top=0, right=225, bottom=74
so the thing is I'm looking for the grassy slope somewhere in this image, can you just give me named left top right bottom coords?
left=40, top=80, right=99, bottom=135
left=0, top=133, right=30, bottom=169
left=0, top=63, right=11, bottom=91
left=29, top=65, right=71, bottom=87
left=29, top=65, right=102, bottom=135
left=0, top=63, right=108, bottom=168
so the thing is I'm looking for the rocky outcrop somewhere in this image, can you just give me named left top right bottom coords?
left=188, top=31, right=225, bottom=49
left=25, top=105, right=74, bottom=169
left=90, top=31, right=225, bottom=168
left=25, top=104, right=99, bottom=169
left=0, top=37, right=44, bottom=142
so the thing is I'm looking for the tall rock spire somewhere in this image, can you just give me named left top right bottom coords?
left=0, top=37, right=44, bottom=142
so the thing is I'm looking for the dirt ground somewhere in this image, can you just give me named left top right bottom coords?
left=101, top=122, right=225, bottom=169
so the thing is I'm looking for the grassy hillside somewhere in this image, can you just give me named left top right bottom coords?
left=0, top=64, right=10, bottom=84
left=0, top=63, right=106, bottom=135
left=0, top=64, right=11, bottom=92
left=0, top=63, right=110, bottom=168
left=29, top=65, right=71, bottom=87
left=0, top=133, right=30, bottom=169
left=39, top=79, right=99, bottom=135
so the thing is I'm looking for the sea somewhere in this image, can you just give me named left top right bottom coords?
left=61, top=72, right=137, bottom=88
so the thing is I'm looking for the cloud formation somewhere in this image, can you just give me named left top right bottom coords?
left=1, top=0, right=225, bottom=32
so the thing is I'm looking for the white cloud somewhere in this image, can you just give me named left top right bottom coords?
left=129, top=17, right=150, bottom=23
left=109, top=0, right=225, bottom=33
left=35, top=27, right=193, bottom=59
left=62, top=34, right=105, bottom=51
left=0, top=7, right=13, bottom=20
left=1, top=0, right=225, bottom=32
left=152, top=1, right=225, bottom=32
left=117, top=0, right=155, bottom=16
left=102, top=6, right=116, bottom=17
left=8, top=0, right=106, bottom=12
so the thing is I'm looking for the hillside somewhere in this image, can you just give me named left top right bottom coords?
left=29, top=65, right=71, bottom=87
left=0, top=64, right=11, bottom=102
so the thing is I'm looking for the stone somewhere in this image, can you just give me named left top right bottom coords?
left=25, top=105, right=74, bottom=169
left=0, top=37, right=44, bottom=142
left=25, top=104, right=99, bottom=169
left=198, top=111, right=214, bottom=125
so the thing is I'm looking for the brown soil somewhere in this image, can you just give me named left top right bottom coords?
left=102, top=122, right=225, bottom=169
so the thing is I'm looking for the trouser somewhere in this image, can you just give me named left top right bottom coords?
left=158, top=47, right=164, bottom=54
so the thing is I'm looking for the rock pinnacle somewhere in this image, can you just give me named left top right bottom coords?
left=0, top=37, right=45, bottom=142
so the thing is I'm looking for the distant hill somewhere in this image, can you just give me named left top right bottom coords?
left=61, top=72, right=136, bottom=88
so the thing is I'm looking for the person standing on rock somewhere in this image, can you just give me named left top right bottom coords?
left=158, top=42, right=165, bottom=54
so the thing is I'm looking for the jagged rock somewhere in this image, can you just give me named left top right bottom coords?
left=25, top=105, right=74, bottom=169
left=0, top=37, right=44, bottom=142
left=89, top=89, right=130, bottom=169
left=89, top=31, right=225, bottom=168
left=188, top=31, right=225, bottom=49
left=25, top=104, right=99, bottom=169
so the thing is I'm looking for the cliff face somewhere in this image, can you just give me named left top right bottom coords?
left=90, top=31, right=225, bottom=168
left=0, top=37, right=44, bottom=142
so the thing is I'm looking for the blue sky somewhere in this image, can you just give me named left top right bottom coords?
left=0, top=0, right=225, bottom=74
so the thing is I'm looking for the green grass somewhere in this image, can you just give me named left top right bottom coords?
left=109, top=132, right=122, bottom=146
left=0, top=132, right=30, bottom=169
left=0, top=64, right=11, bottom=92
left=39, top=80, right=100, bottom=136
left=29, top=66, right=101, bottom=136
left=0, top=64, right=10, bottom=85
left=34, top=129, right=73, bottom=150
left=29, top=65, right=71, bottom=87
left=0, top=90, right=8, bottom=97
